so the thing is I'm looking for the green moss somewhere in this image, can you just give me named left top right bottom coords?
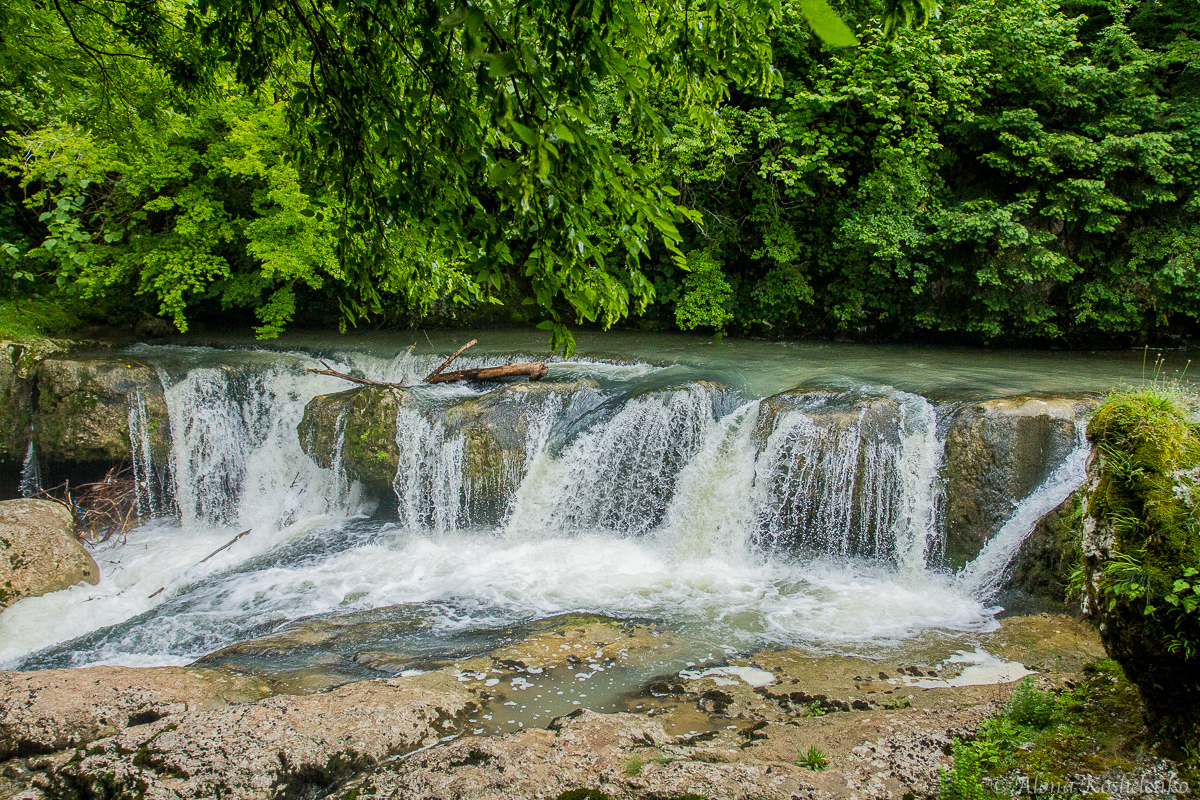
left=555, top=790, right=612, bottom=800
left=0, top=298, right=79, bottom=341
left=1083, top=386, right=1200, bottom=741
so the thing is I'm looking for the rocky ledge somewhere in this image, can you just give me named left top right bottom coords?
left=0, top=613, right=1110, bottom=800
left=0, top=343, right=169, bottom=470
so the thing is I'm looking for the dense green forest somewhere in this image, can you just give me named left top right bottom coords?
left=0, top=0, right=1196, bottom=352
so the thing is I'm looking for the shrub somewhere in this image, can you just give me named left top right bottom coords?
left=1007, top=678, right=1055, bottom=730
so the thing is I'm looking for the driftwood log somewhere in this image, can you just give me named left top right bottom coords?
left=426, top=362, right=549, bottom=383
left=305, top=339, right=548, bottom=386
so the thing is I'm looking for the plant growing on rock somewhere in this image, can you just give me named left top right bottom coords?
left=796, top=745, right=829, bottom=771
left=1080, top=386, right=1200, bottom=744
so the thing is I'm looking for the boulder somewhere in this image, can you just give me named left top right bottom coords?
left=0, top=498, right=97, bottom=608
left=1079, top=390, right=1200, bottom=742
left=297, top=385, right=412, bottom=490
left=941, top=394, right=1097, bottom=567
left=297, top=380, right=599, bottom=513
left=32, top=356, right=170, bottom=464
left=0, top=666, right=272, bottom=759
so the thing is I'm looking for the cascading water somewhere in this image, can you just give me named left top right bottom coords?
left=0, top=342, right=1092, bottom=676
left=127, top=391, right=163, bottom=517
left=745, top=389, right=943, bottom=565
left=956, top=420, right=1091, bottom=600
left=507, top=383, right=733, bottom=538
left=18, top=437, right=41, bottom=498
left=392, top=406, right=466, bottom=532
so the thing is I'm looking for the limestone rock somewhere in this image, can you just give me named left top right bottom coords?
left=1079, top=391, right=1200, bottom=741
left=0, top=498, right=97, bottom=609
left=297, top=380, right=599, bottom=513
left=0, top=341, right=72, bottom=466
left=297, top=385, right=411, bottom=490
left=41, top=673, right=473, bottom=800
left=1006, top=488, right=1083, bottom=601
left=0, top=346, right=33, bottom=467
left=330, top=709, right=808, bottom=800
left=942, top=394, right=1097, bottom=566
left=0, top=666, right=272, bottom=759
left=32, top=357, right=169, bottom=464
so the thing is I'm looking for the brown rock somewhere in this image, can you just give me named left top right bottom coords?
left=331, top=709, right=808, bottom=800
left=32, top=357, right=169, bottom=464
left=0, top=666, right=272, bottom=759
left=0, top=499, right=97, bottom=609
left=942, top=394, right=1096, bottom=566
left=44, top=673, right=474, bottom=800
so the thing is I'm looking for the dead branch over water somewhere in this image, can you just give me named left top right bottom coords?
left=305, top=339, right=547, bottom=386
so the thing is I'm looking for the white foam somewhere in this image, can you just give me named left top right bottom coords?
left=909, top=648, right=1033, bottom=687
left=681, top=666, right=776, bottom=688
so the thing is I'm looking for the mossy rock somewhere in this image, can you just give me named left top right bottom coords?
left=1080, top=387, right=1200, bottom=743
left=32, top=356, right=170, bottom=464
left=0, top=339, right=76, bottom=465
left=1007, top=488, right=1084, bottom=602
left=297, top=385, right=410, bottom=491
left=0, top=343, right=35, bottom=465
left=297, top=380, right=599, bottom=513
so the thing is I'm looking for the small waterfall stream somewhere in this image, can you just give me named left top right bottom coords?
left=0, top=344, right=1094, bottom=673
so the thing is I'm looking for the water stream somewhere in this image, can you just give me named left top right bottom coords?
left=0, top=335, right=1145, bottom=713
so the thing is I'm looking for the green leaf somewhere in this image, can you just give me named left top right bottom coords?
left=800, top=0, right=859, bottom=47
left=509, top=121, right=537, bottom=147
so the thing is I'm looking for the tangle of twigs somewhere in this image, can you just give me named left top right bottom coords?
left=35, top=463, right=147, bottom=545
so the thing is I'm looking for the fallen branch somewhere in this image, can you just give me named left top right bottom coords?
left=424, top=339, right=477, bottom=382
left=305, top=360, right=392, bottom=386
left=308, top=341, right=549, bottom=386
left=426, top=362, right=549, bottom=383
left=199, top=529, right=251, bottom=564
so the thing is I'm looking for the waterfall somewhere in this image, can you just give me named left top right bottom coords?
left=656, top=401, right=762, bottom=559
left=505, top=384, right=729, bottom=538
left=18, top=438, right=41, bottom=498
left=747, top=390, right=941, bottom=564
left=891, top=391, right=944, bottom=571
left=392, top=406, right=466, bottom=532
left=0, top=342, right=1098, bottom=672
left=956, top=420, right=1091, bottom=599
left=127, top=391, right=162, bottom=517
left=161, top=361, right=367, bottom=534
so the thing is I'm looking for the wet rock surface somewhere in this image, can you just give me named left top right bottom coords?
left=31, top=356, right=169, bottom=465
left=0, top=341, right=74, bottom=466
left=297, top=380, right=599, bottom=510
left=942, top=394, right=1097, bottom=566
left=13, top=673, right=473, bottom=800
left=1006, top=488, right=1083, bottom=602
left=0, top=612, right=1108, bottom=800
left=0, top=499, right=97, bottom=609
